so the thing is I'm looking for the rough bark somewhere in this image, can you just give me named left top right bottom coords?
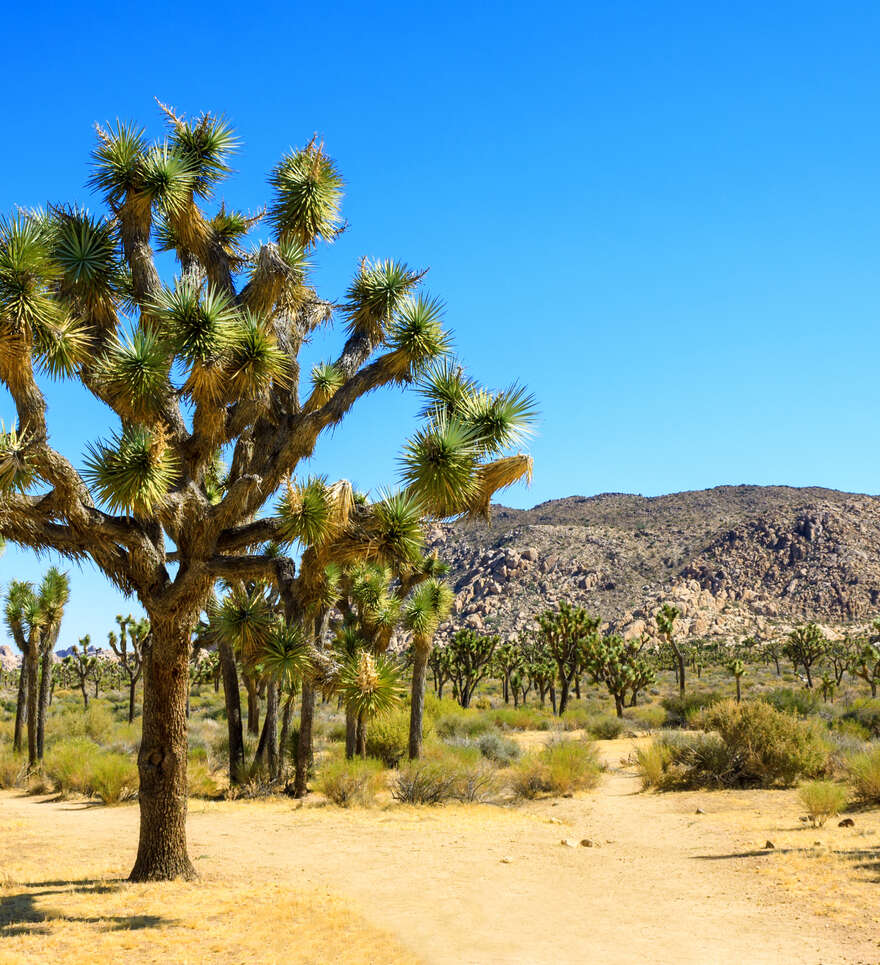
left=293, top=680, right=315, bottom=797
left=26, top=638, right=39, bottom=769
left=408, top=645, right=429, bottom=760
left=218, top=638, right=245, bottom=784
left=345, top=706, right=357, bottom=760
left=128, top=678, right=138, bottom=725
left=245, top=675, right=260, bottom=736
left=13, top=659, right=28, bottom=754
left=36, top=647, right=52, bottom=759
left=355, top=713, right=366, bottom=759
left=129, top=617, right=196, bottom=882
left=278, top=693, right=294, bottom=773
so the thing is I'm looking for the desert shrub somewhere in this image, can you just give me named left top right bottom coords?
left=472, top=696, right=493, bottom=710
left=764, top=687, right=821, bottom=718
left=392, top=758, right=458, bottom=804
left=435, top=709, right=491, bottom=740
left=798, top=780, right=848, bottom=827
left=846, top=746, right=880, bottom=804
left=559, top=707, right=593, bottom=731
left=661, top=691, right=722, bottom=725
left=840, top=699, right=880, bottom=739
left=691, top=699, right=829, bottom=787
left=365, top=710, right=413, bottom=768
left=326, top=721, right=348, bottom=743
left=188, top=758, right=221, bottom=799
left=586, top=714, right=626, bottom=740
left=831, top=718, right=872, bottom=742
left=50, top=702, right=116, bottom=744
left=510, top=738, right=601, bottom=799
left=424, top=694, right=464, bottom=721
left=477, top=732, right=520, bottom=765
left=627, top=704, right=667, bottom=730
left=489, top=707, right=551, bottom=732
left=89, top=752, right=139, bottom=804
left=44, top=738, right=99, bottom=795
left=634, top=739, right=674, bottom=789
left=0, top=749, right=25, bottom=788
left=317, top=757, right=385, bottom=807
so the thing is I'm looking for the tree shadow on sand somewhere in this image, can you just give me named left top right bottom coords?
left=0, top=878, right=175, bottom=937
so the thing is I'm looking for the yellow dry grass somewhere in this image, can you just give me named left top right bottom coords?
left=0, top=807, right=418, bottom=965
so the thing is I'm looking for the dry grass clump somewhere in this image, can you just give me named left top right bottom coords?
left=798, top=780, right=848, bottom=827
left=845, top=745, right=880, bottom=804
left=317, top=756, right=386, bottom=807
left=42, top=738, right=137, bottom=803
left=391, top=744, right=500, bottom=804
left=510, top=738, right=602, bottom=799
left=0, top=747, right=25, bottom=788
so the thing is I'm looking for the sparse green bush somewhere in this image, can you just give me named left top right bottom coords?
left=435, top=708, right=491, bottom=740
left=317, top=757, right=385, bottom=807
left=764, top=688, right=821, bottom=718
left=798, top=780, right=848, bottom=827
left=187, top=758, right=221, bottom=799
left=846, top=745, right=880, bottom=804
left=661, top=691, right=722, bottom=725
left=44, top=738, right=99, bottom=796
left=489, top=706, right=551, bottom=732
left=0, top=748, right=24, bottom=788
left=840, top=699, right=880, bottom=739
left=89, top=752, right=139, bottom=804
left=586, top=714, right=626, bottom=740
left=477, top=732, right=520, bottom=765
left=392, top=758, right=458, bottom=804
left=634, top=739, right=674, bottom=789
left=646, top=700, right=829, bottom=789
left=627, top=704, right=667, bottom=730
left=510, top=738, right=601, bottom=799
left=365, top=710, right=413, bottom=768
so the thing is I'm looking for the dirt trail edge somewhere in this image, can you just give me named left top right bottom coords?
left=1, top=740, right=876, bottom=965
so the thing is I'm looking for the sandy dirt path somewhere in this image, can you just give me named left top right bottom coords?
left=1, top=740, right=877, bottom=964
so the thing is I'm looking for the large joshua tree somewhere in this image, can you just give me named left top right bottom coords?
left=0, top=104, right=535, bottom=881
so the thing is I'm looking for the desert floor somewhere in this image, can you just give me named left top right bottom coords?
left=1, top=738, right=879, bottom=965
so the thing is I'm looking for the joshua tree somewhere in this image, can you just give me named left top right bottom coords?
left=34, top=568, right=70, bottom=759
left=338, top=650, right=402, bottom=758
left=444, top=629, right=499, bottom=708
left=492, top=638, right=522, bottom=704
left=536, top=602, right=600, bottom=715
left=108, top=613, right=149, bottom=724
left=4, top=580, right=32, bottom=753
left=582, top=632, right=656, bottom=717
left=851, top=632, right=880, bottom=698
left=63, top=636, right=98, bottom=710
left=655, top=604, right=684, bottom=698
left=727, top=658, right=744, bottom=703
left=428, top=644, right=453, bottom=699
left=522, top=637, right=557, bottom=711
left=783, top=624, right=827, bottom=689
left=0, top=106, right=533, bottom=879
left=404, top=577, right=453, bottom=759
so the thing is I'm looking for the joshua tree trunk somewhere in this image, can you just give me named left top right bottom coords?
left=36, top=647, right=52, bottom=759
left=408, top=645, right=429, bottom=760
left=735, top=677, right=742, bottom=703
left=345, top=707, right=357, bottom=760
left=26, top=638, right=39, bottom=769
left=245, top=675, right=260, bottom=736
left=550, top=685, right=557, bottom=715
left=218, top=638, right=245, bottom=784
left=614, top=695, right=624, bottom=717
left=13, top=659, right=28, bottom=754
left=670, top=643, right=685, bottom=698
left=128, top=676, right=137, bottom=725
left=129, top=616, right=196, bottom=882
left=293, top=680, right=315, bottom=797
left=80, top=679, right=89, bottom=710
left=356, top=712, right=366, bottom=759
left=252, top=682, right=279, bottom=779
left=557, top=675, right=571, bottom=716
left=278, top=693, right=294, bottom=773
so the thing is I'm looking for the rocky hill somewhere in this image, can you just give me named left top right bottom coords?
left=427, top=485, right=880, bottom=644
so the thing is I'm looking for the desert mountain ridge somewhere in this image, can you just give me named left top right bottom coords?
left=426, top=484, right=880, bottom=644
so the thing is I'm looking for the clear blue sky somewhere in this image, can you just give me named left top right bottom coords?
left=2, top=0, right=879, bottom=649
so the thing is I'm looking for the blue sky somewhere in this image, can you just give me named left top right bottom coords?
left=2, top=0, right=879, bottom=648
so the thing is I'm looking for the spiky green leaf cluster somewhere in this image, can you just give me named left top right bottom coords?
left=364, top=490, right=425, bottom=566
left=338, top=650, right=402, bottom=721
left=214, top=584, right=277, bottom=664
left=399, top=413, right=480, bottom=516
left=309, top=361, right=344, bottom=404
left=343, top=259, right=423, bottom=341
left=268, top=142, right=344, bottom=247
left=0, top=214, right=60, bottom=339
left=259, top=622, right=311, bottom=690
left=0, top=423, right=36, bottom=493
left=168, top=112, right=237, bottom=199
left=83, top=425, right=179, bottom=515
left=228, top=310, right=289, bottom=398
left=387, top=294, right=451, bottom=374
